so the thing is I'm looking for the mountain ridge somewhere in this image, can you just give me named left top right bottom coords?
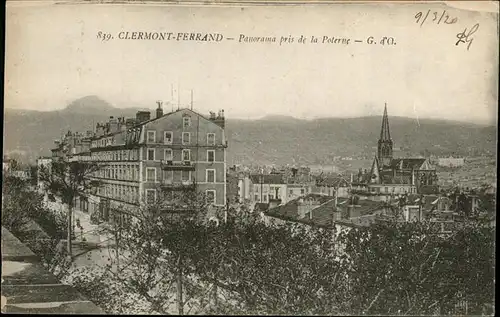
left=5, top=105, right=496, bottom=127
left=3, top=96, right=496, bottom=165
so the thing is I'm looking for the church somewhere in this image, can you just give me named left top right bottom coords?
left=353, top=105, right=439, bottom=198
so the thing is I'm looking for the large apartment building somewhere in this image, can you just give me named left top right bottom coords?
left=49, top=103, right=227, bottom=222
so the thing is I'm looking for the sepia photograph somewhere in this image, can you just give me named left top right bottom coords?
left=2, top=0, right=498, bottom=315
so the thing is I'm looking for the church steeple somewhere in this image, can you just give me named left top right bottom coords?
left=377, top=103, right=393, bottom=167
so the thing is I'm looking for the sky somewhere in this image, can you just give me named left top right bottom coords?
left=4, top=1, right=499, bottom=124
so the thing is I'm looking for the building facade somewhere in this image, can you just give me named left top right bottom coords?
left=354, top=104, right=439, bottom=199
left=249, top=173, right=287, bottom=204
left=47, top=104, right=228, bottom=222
left=437, top=156, right=466, bottom=168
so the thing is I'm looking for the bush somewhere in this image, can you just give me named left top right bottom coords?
left=116, top=207, right=494, bottom=315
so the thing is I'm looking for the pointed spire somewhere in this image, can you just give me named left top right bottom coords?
left=379, top=103, right=391, bottom=141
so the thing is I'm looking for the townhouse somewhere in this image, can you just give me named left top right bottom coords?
left=48, top=103, right=228, bottom=222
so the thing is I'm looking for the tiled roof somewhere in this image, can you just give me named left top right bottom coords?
left=405, top=194, right=452, bottom=211
left=352, top=173, right=372, bottom=184
left=302, top=199, right=338, bottom=227
left=389, top=158, right=427, bottom=170
left=419, top=185, right=440, bottom=194
left=347, top=199, right=390, bottom=216
left=254, top=203, right=270, bottom=212
left=249, top=174, right=284, bottom=184
left=316, top=176, right=350, bottom=187
left=266, top=194, right=335, bottom=218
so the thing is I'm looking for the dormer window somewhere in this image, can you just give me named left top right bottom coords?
left=147, top=130, right=156, bottom=143
left=207, top=133, right=215, bottom=146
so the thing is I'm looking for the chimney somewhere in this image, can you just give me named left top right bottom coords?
left=95, top=123, right=105, bottom=137
left=156, top=100, right=164, bottom=118
left=136, top=111, right=151, bottom=123
left=349, top=204, right=361, bottom=219
left=109, top=116, right=118, bottom=133
left=125, top=118, right=136, bottom=129
left=211, top=109, right=225, bottom=129
left=333, top=206, right=342, bottom=222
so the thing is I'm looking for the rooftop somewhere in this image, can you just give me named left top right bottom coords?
left=249, top=174, right=285, bottom=185
left=389, top=158, right=427, bottom=170
left=316, top=175, right=350, bottom=187
left=265, top=194, right=395, bottom=229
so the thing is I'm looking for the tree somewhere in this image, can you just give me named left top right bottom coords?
left=1, top=173, right=72, bottom=279
left=85, top=189, right=215, bottom=314
left=29, top=165, right=38, bottom=187
left=336, top=219, right=495, bottom=315
left=39, top=159, right=103, bottom=257
left=2, top=175, right=34, bottom=234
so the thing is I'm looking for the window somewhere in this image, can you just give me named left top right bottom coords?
left=147, top=130, right=156, bottom=143
left=301, top=188, right=305, bottom=195
left=207, top=150, right=215, bottom=163
left=146, top=189, right=156, bottom=204
left=163, top=170, right=173, bottom=183
left=183, top=117, right=191, bottom=128
left=182, top=149, right=191, bottom=162
left=206, top=169, right=215, bottom=183
left=146, top=167, right=156, bottom=182
left=207, top=133, right=215, bottom=145
left=206, top=190, right=216, bottom=205
left=384, top=187, right=388, bottom=193
left=182, top=132, right=190, bottom=145
left=164, top=131, right=173, bottom=144
left=147, top=148, right=155, bottom=161
left=165, top=149, right=173, bottom=161
left=181, top=171, right=191, bottom=183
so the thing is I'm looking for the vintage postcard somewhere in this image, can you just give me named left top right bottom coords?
left=2, top=0, right=498, bottom=315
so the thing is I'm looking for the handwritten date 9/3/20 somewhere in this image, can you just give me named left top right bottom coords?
left=415, top=9, right=457, bottom=27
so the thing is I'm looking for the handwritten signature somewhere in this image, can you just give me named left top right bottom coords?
left=456, top=23, right=479, bottom=51
left=415, top=9, right=458, bottom=27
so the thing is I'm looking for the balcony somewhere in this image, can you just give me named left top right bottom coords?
left=160, top=179, right=196, bottom=191
left=160, top=160, right=196, bottom=171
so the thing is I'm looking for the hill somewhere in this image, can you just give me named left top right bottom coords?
left=3, top=96, right=496, bottom=165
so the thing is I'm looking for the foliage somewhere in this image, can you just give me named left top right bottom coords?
left=1, top=175, right=35, bottom=234
left=53, top=187, right=494, bottom=316
left=38, top=160, right=103, bottom=207
left=29, top=165, right=38, bottom=186
left=337, top=220, right=495, bottom=315
left=111, top=200, right=494, bottom=315
left=1, top=173, right=72, bottom=278
left=2, top=174, right=66, bottom=237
